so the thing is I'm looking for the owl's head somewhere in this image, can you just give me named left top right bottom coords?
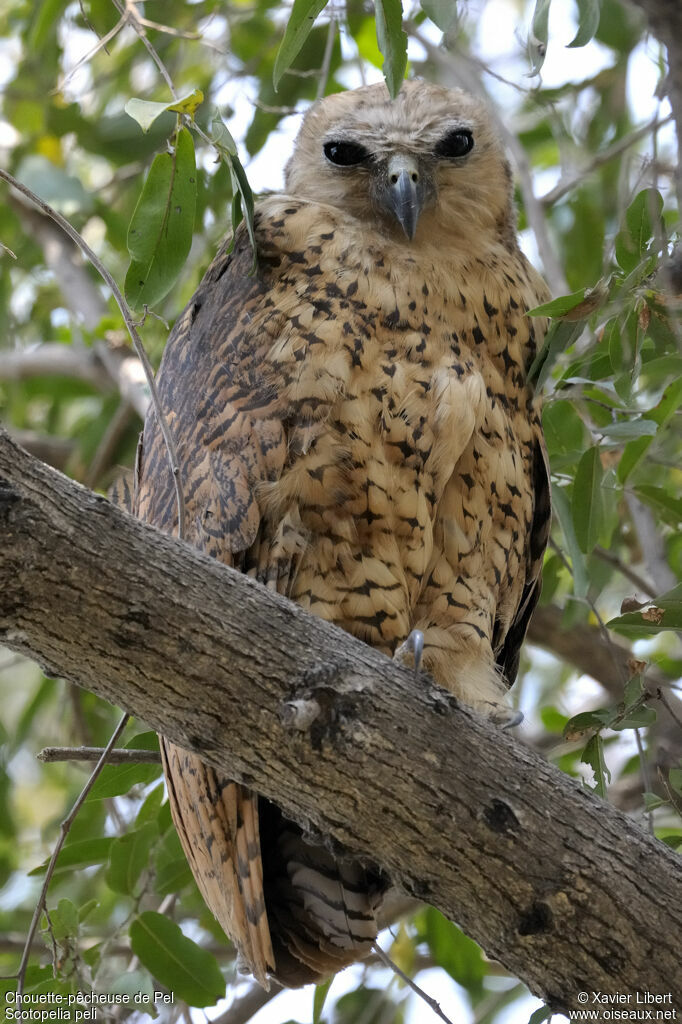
left=284, top=80, right=516, bottom=248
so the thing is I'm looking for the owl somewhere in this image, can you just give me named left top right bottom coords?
left=134, top=79, right=550, bottom=988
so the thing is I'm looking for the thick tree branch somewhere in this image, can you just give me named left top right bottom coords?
left=0, top=340, right=150, bottom=421
left=0, top=430, right=680, bottom=1013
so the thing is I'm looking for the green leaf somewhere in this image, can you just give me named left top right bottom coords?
left=597, top=418, right=657, bottom=441
left=136, top=783, right=165, bottom=826
left=551, top=485, right=588, bottom=598
left=615, top=188, right=663, bottom=272
left=528, top=0, right=551, bottom=75
left=154, top=830, right=193, bottom=895
left=669, top=768, right=682, bottom=796
left=109, top=970, right=158, bottom=1014
left=125, top=91, right=204, bottom=133
left=572, top=446, right=604, bottom=553
left=540, top=705, right=570, bottom=734
left=528, top=1005, right=554, bottom=1024
left=568, top=0, right=602, bottom=47
left=130, top=912, right=225, bottom=1008
left=626, top=188, right=663, bottom=254
left=611, top=707, right=657, bottom=730
left=635, top=485, right=682, bottom=525
left=334, top=987, right=401, bottom=1024
left=581, top=734, right=610, bottom=797
left=607, top=583, right=682, bottom=638
left=527, top=288, right=586, bottom=318
left=87, top=732, right=161, bottom=800
left=313, top=978, right=333, bottom=1022
left=542, top=400, right=586, bottom=456
left=49, top=897, right=79, bottom=941
left=375, top=0, right=408, bottom=99
left=29, top=837, right=115, bottom=876
left=563, top=710, right=611, bottom=739
left=420, top=0, right=458, bottom=31
left=528, top=319, right=584, bottom=390
left=125, top=126, right=198, bottom=309
left=618, top=377, right=682, bottom=481
left=78, top=899, right=99, bottom=923
left=211, top=115, right=257, bottom=271
left=29, top=0, right=69, bottom=50
left=422, top=907, right=485, bottom=994
left=106, top=821, right=158, bottom=895
left=273, top=0, right=330, bottom=90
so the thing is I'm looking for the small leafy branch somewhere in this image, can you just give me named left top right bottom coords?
left=122, top=90, right=257, bottom=308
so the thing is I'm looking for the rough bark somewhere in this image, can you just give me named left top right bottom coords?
left=1, top=429, right=681, bottom=1013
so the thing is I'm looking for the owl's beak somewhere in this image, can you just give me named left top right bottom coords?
left=385, top=154, right=425, bottom=241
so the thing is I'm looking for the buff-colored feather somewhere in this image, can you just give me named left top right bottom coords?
left=134, top=79, right=551, bottom=988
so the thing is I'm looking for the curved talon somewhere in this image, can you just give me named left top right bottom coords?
left=404, top=629, right=424, bottom=678
left=488, top=707, right=524, bottom=730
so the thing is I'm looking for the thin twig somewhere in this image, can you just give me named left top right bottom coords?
left=115, top=0, right=179, bottom=100
left=316, top=16, right=336, bottom=101
left=593, top=546, right=657, bottom=598
left=371, top=941, right=455, bottom=1024
left=0, top=168, right=185, bottom=539
left=251, top=99, right=302, bottom=116
left=541, top=114, right=674, bottom=207
left=634, top=727, right=655, bottom=834
left=57, top=14, right=127, bottom=91
left=16, top=714, right=130, bottom=1009
left=37, top=745, right=161, bottom=764
left=134, top=14, right=202, bottom=40
left=658, top=689, right=682, bottom=731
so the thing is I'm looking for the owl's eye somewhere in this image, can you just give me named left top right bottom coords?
left=435, top=130, right=474, bottom=158
left=324, top=140, right=370, bottom=166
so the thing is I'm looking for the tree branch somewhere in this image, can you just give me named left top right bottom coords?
left=0, top=430, right=680, bottom=1012
left=527, top=604, right=682, bottom=775
left=36, top=746, right=161, bottom=764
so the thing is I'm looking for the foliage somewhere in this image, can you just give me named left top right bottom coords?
left=0, top=1, right=680, bottom=1023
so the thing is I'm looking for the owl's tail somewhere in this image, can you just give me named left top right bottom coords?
left=259, top=800, right=384, bottom=986
left=161, top=740, right=383, bottom=989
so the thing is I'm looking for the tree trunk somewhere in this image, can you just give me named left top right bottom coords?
left=0, top=429, right=680, bottom=1013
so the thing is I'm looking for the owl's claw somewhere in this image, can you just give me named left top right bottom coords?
left=488, top=706, right=524, bottom=730
left=394, top=629, right=424, bottom=679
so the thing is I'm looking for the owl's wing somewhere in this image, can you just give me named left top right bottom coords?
left=109, top=463, right=275, bottom=983
left=495, top=435, right=551, bottom=685
left=133, top=224, right=380, bottom=989
left=133, top=230, right=286, bottom=988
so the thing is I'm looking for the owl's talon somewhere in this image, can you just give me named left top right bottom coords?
left=394, top=629, right=424, bottom=679
left=488, top=706, right=524, bottom=730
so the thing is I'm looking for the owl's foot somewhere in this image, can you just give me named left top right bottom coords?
left=485, top=704, right=524, bottom=730
left=393, top=629, right=425, bottom=679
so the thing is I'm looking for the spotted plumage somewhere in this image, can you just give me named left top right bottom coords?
left=134, top=80, right=551, bottom=989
